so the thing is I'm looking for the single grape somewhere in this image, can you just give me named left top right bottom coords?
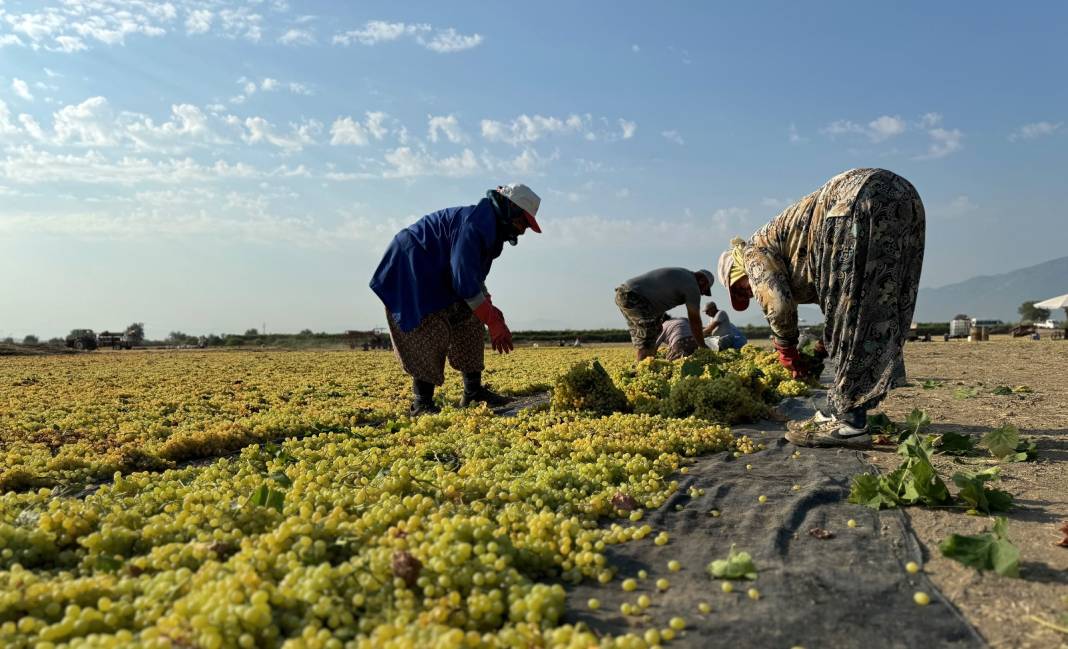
left=905, top=561, right=920, bottom=574
left=914, top=592, right=930, bottom=606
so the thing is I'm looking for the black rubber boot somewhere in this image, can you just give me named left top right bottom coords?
left=460, top=372, right=511, bottom=407
left=410, top=379, right=440, bottom=416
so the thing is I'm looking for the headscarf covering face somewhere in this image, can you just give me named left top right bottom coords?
left=718, top=237, right=751, bottom=311
left=717, top=237, right=748, bottom=287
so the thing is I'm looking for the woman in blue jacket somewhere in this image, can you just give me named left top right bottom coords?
left=370, top=184, right=542, bottom=415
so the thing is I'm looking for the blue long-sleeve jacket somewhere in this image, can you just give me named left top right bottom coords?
left=370, top=199, right=503, bottom=332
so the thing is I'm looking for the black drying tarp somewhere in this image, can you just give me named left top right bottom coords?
left=560, top=393, right=986, bottom=649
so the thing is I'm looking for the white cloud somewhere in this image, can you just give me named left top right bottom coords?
left=333, top=20, right=429, bottom=45
left=921, top=127, right=963, bottom=159
left=480, top=114, right=588, bottom=146
left=17, top=114, right=46, bottom=141
left=867, top=115, right=906, bottom=142
left=241, top=116, right=319, bottom=153
left=0, top=100, right=17, bottom=134
left=661, top=130, right=684, bottom=145
left=422, top=28, right=482, bottom=53
left=760, top=197, right=791, bottom=210
left=43, top=67, right=61, bottom=78
left=1009, top=121, right=1062, bottom=142
left=938, top=195, right=976, bottom=219
left=0, top=145, right=258, bottom=185
left=185, top=9, right=213, bottom=34
left=330, top=116, right=368, bottom=146
left=481, top=148, right=558, bottom=176
left=382, top=147, right=480, bottom=178
left=11, top=78, right=33, bottom=101
left=710, top=207, right=750, bottom=234
left=619, top=119, right=637, bottom=140
left=330, top=112, right=391, bottom=146
left=288, top=82, right=311, bottom=95
left=260, top=78, right=280, bottom=91
left=278, top=28, right=315, bottom=46
left=0, top=34, right=24, bottom=47
left=428, top=114, right=465, bottom=143
left=54, top=35, right=87, bottom=53
left=919, top=112, right=942, bottom=128
left=822, top=115, right=906, bottom=142
left=365, top=112, right=388, bottom=140
left=218, top=8, right=263, bottom=42
left=788, top=123, right=806, bottom=144
left=333, top=20, right=482, bottom=53
left=52, top=96, right=117, bottom=146
left=124, top=104, right=225, bottom=152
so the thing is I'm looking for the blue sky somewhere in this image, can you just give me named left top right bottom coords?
left=1, top=1, right=1066, bottom=339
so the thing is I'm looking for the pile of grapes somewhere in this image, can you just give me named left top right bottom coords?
left=554, top=347, right=811, bottom=424
left=0, top=405, right=741, bottom=648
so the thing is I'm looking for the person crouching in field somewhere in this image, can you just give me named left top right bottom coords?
left=656, top=316, right=698, bottom=360
left=702, top=301, right=747, bottom=351
left=370, top=184, right=543, bottom=416
left=718, top=168, right=924, bottom=448
left=615, top=267, right=715, bottom=361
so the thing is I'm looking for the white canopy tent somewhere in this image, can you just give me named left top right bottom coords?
left=1034, top=293, right=1068, bottom=311
left=1034, top=293, right=1068, bottom=338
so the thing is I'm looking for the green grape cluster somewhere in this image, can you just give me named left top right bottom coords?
left=550, top=360, right=628, bottom=415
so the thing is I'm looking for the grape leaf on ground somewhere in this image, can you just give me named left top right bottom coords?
left=933, top=431, right=979, bottom=456
left=905, top=408, right=931, bottom=435
left=707, top=545, right=758, bottom=580
left=981, top=424, right=1021, bottom=459
left=939, top=517, right=1020, bottom=577
left=849, top=438, right=951, bottom=510
left=952, top=470, right=1013, bottom=513
left=848, top=473, right=902, bottom=509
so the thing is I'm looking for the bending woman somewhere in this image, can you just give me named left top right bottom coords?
left=718, top=168, right=925, bottom=448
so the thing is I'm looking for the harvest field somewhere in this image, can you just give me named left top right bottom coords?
left=0, top=342, right=1066, bottom=648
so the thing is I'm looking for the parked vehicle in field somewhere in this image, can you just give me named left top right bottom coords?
left=1036, top=319, right=1063, bottom=329
left=97, top=330, right=134, bottom=350
left=65, top=329, right=98, bottom=350
left=948, top=316, right=972, bottom=339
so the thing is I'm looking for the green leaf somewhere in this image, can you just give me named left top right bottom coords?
left=1011, top=385, right=1033, bottom=394
left=1006, top=439, right=1037, bottom=463
left=905, top=408, right=931, bottom=434
left=933, top=432, right=978, bottom=456
left=866, top=413, right=896, bottom=435
left=270, top=471, right=292, bottom=487
left=706, top=544, right=758, bottom=580
left=265, top=489, right=285, bottom=512
left=250, top=483, right=269, bottom=507
left=921, top=379, right=942, bottom=389
left=952, top=471, right=1013, bottom=513
left=991, top=386, right=1013, bottom=396
left=939, top=516, right=1020, bottom=577
left=848, top=473, right=901, bottom=510
left=980, top=424, right=1020, bottom=459
left=954, top=387, right=980, bottom=399
left=903, top=456, right=951, bottom=506
left=95, top=555, right=123, bottom=572
left=248, top=484, right=285, bottom=512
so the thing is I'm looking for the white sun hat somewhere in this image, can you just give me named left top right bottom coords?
left=498, top=183, right=542, bottom=232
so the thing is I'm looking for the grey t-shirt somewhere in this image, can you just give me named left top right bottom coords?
left=623, top=267, right=701, bottom=314
left=706, top=310, right=746, bottom=342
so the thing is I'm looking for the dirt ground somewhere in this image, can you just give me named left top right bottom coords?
left=869, top=337, right=1068, bottom=648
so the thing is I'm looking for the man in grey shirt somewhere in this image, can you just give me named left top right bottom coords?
left=657, top=317, right=699, bottom=360
left=615, top=267, right=715, bottom=360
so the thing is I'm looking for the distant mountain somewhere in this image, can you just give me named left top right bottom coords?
left=915, top=256, right=1068, bottom=322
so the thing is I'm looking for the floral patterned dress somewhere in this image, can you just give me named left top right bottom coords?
left=742, top=168, right=926, bottom=414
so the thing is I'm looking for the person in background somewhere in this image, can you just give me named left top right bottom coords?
left=702, top=302, right=748, bottom=351
left=656, top=316, right=698, bottom=360
left=615, top=267, right=716, bottom=361
left=370, top=183, right=543, bottom=415
left=718, top=168, right=924, bottom=448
